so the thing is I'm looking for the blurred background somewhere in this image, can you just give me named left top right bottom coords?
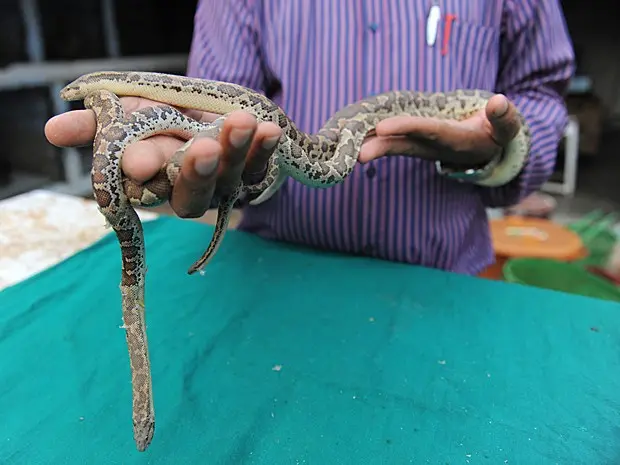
left=1, top=0, right=620, bottom=293
left=0, top=0, right=195, bottom=199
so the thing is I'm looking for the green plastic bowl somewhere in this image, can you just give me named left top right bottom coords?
left=503, top=258, right=620, bottom=303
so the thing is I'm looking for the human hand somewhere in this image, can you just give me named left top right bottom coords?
left=359, top=94, right=521, bottom=167
left=44, top=97, right=282, bottom=218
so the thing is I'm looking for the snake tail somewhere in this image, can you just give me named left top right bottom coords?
left=249, top=170, right=288, bottom=205
left=83, top=96, right=234, bottom=451
left=84, top=90, right=156, bottom=451
left=187, top=184, right=242, bottom=274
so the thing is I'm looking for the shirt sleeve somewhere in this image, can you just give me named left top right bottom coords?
left=186, top=0, right=266, bottom=92
left=476, top=0, right=576, bottom=208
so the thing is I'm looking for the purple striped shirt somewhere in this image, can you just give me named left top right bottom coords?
left=187, top=0, right=575, bottom=274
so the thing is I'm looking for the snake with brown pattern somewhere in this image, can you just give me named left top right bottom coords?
left=59, top=71, right=531, bottom=451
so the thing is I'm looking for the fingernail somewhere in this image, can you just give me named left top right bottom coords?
left=262, top=135, right=280, bottom=150
left=195, top=157, right=218, bottom=176
left=229, top=128, right=253, bottom=148
left=494, top=97, right=509, bottom=118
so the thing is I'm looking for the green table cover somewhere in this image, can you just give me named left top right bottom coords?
left=1, top=217, right=619, bottom=464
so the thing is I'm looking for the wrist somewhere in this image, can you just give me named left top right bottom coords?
left=435, top=151, right=502, bottom=183
left=436, top=134, right=529, bottom=188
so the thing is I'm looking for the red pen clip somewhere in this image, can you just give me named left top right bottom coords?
left=441, top=14, right=457, bottom=56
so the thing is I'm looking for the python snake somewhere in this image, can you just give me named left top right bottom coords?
left=59, top=71, right=530, bottom=451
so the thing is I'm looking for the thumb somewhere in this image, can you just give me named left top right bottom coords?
left=45, top=110, right=97, bottom=148
left=485, top=94, right=521, bottom=146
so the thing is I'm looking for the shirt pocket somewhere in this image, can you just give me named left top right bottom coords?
left=431, top=17, right=501, bottom=90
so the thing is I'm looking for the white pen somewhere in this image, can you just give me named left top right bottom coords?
left=426, top=2, right=441, bottom=48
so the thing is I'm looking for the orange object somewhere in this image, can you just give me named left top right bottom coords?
left=441, top=14, right=457, bottom=56
left=479, top=215, right=587, bottom=280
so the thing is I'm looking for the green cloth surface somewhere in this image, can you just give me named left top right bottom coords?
left=1, top=217, right=620, bottom=464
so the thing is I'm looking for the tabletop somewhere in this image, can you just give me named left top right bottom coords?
left=1, top=192, right=619, bottom=464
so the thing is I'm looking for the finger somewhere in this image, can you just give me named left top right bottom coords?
left=45, top=110, right=97, bottom=147
left=374, top=116, right=484, bottom=152
left=122, top=135, right=186, bottom=182
left=44, top=98, right=155, bottom=149
left=375, top=115, right=498, bottom=155
left=485, top=94, right=521, bottom=146
left=122, top=135, right=221, bottom=183
left=44, top=95, right=222, bottom=147
left=360, top=133, right=500, bottom=165
left=169, top=137, right=222, bottom=218
left=359, top=136, right=439, bottom=163
left=243, top=122, right=282, bottom=182
left=375, top=115, right=469, bottom=143
left=214, top=111, right=259, bottom=195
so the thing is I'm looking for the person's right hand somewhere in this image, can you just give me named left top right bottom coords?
left=44, top=96, right=283, bottom=218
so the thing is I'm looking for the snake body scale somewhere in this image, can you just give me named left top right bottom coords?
left=59, top=71, right=530, bottom=451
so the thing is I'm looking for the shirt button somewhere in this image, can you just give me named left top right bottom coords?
left=368, top=22, right=379, bottom=32
left=366, top=166, right=377, bottom=178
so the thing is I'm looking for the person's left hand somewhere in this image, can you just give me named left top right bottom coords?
left=359, top=94, right=522, bottom=167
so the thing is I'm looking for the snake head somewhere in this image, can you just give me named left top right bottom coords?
left=59, top=82, right=82, bottom=101
left=59, top=74, right=97, bottom=101
left=59, top=71, right=125, bottom=101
